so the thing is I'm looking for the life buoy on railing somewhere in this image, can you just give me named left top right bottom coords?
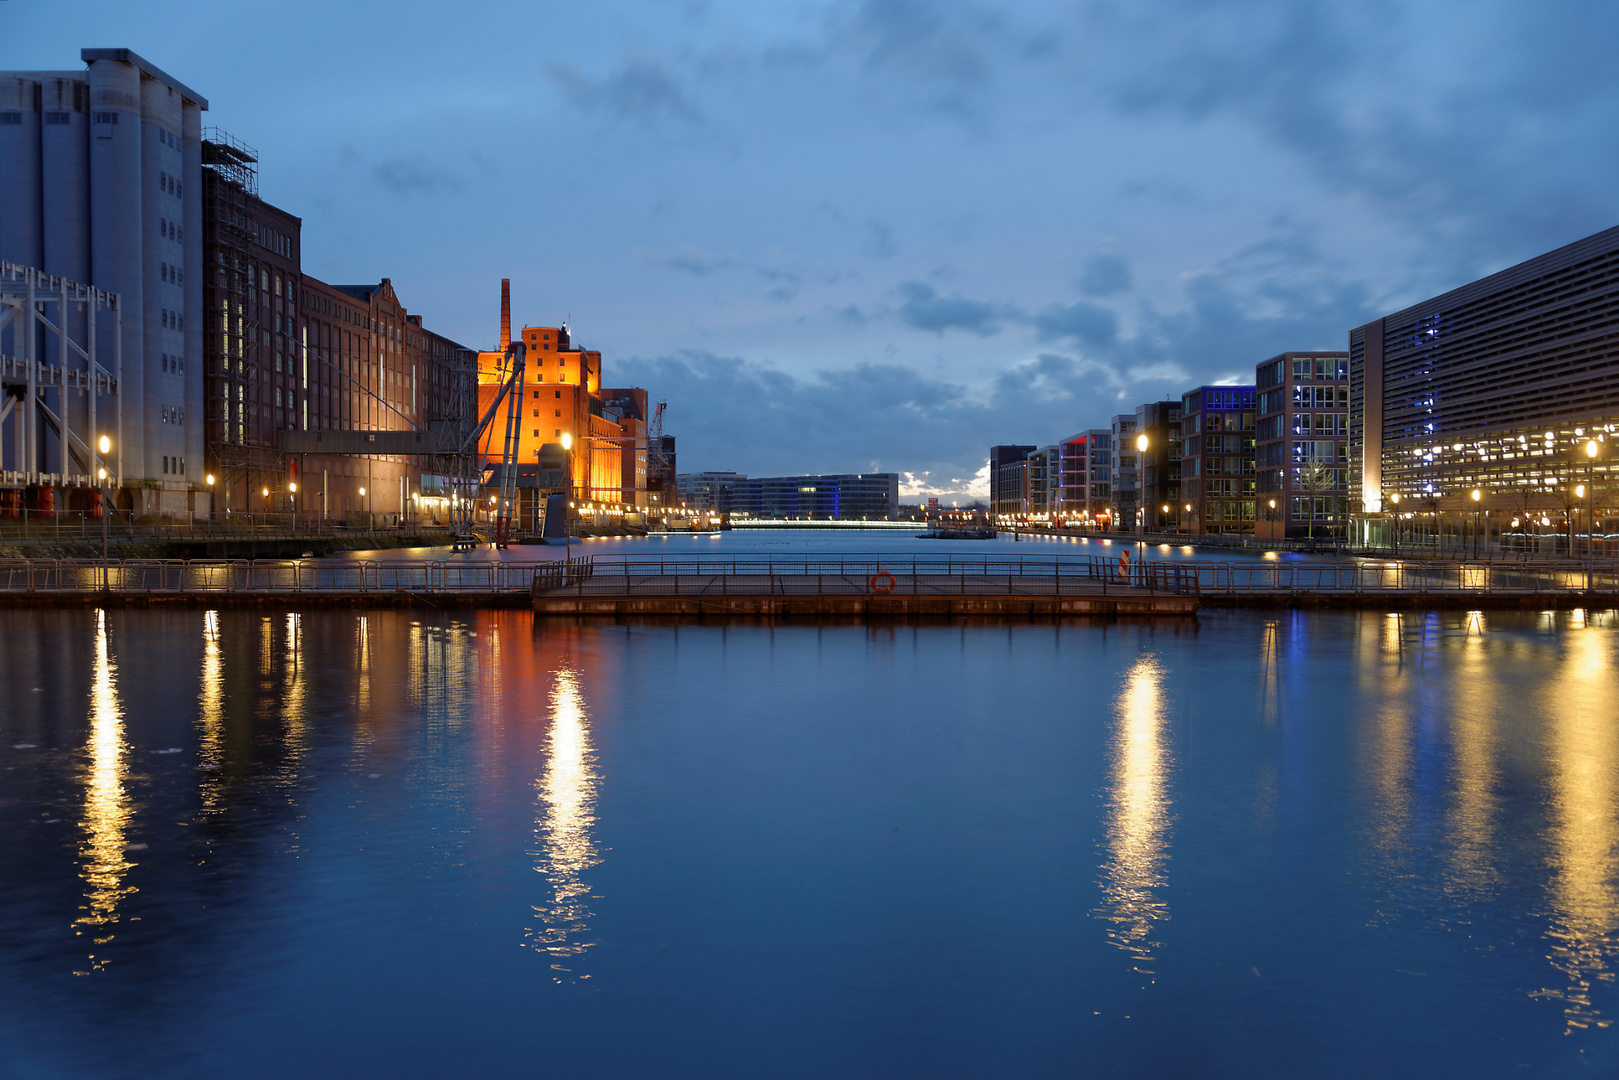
left=1117, top=548, right=1131, bottom=581
left=870, top=569, right=897, bottom=594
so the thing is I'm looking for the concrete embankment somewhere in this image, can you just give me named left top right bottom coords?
left=1200, top=591, right=1618, bottom=610
left=531, top=593, right=1198, bottom=618
left=0, top=532, right=451, bottom=561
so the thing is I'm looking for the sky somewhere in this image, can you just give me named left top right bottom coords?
left=9, top=0, right=1619, bottom=500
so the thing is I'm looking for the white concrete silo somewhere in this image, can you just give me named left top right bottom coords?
left=88, top=56, right=144, bottom=484
left=40, top=77, right=89, bottom=282
left=183, top=99, right=204, bottom=491
left=142, top=74, right=184, bottom=501
left=0, top=77, right=43, bottom=270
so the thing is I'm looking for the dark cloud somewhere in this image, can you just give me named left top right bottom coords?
left=545, top=57, right=703, bottom=127
left=1079, top=253, right=1131, bottom=296
left=372, top=157, right=465, bottom=195
left=1081, top=0, right=1619, bottom=272
left=1032, top=300, right=1118, bottom=347
left=896, top=281, right=1007, bottom=335
left=862, top=219, right=897, bottom=258
left=657, top=245, right=737, bottom=276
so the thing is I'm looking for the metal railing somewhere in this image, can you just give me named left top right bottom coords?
left=0, top=558, right=580, bottom=595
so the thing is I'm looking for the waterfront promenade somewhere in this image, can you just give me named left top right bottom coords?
left=1, top=550, right=1617, bottom=612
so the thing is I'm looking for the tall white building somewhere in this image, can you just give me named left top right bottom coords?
left=0, top=48, right=206, bottom=516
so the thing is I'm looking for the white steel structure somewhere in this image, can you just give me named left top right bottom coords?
left=0, top=49, right=206, bottom=516
left=0, top=262, right=121, bottom=493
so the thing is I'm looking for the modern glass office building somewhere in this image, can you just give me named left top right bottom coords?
left=1350, top=224, right=1619, bottom=550
left=728, top=473, right=899, bottom=520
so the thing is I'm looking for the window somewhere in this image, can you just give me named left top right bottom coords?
left=554, top=390, right=561, bottom=399
left=555, top=409, right=561, bottom=417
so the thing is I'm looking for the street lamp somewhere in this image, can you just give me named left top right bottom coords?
left=561, top=433, right=574, bottom=561
left=1389, top=492, right=1400, bottom=555
left=289, top=480, right=297, bottom=535
left=97, top=435, right=112, bottom=590
left=1268, top=497, right=1278, bottom=539
left=1135, top=433, right=1149, bottom=534
left=206, top=473, right=215, bottom=537
left=1586, top=439, right=1601, bottom=587
left=1470, top=487, right=1482, bottom=559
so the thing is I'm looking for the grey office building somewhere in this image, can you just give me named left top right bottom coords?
left=1350, top=223, right=1619, bottom=548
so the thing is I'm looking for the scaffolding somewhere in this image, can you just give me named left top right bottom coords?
left=201, top=126, right=278, bottom=500
left=0, top=263, right=121, bottom=508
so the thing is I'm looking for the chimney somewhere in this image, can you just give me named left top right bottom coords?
left=500, top=278, right=511, bottom=352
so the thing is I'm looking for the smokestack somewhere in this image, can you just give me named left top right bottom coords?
left=500, top=278, right=511, bottom=352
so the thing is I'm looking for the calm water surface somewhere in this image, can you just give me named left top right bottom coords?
left=3, top=606, right=1619, bottom=1077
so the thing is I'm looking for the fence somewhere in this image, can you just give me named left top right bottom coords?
left=2, top=553, right=1612, bottom=601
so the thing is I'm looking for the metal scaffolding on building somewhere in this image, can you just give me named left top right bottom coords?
left=0, top=263, right=121, bottom=507
left=201, top=127, right=278, bottom=495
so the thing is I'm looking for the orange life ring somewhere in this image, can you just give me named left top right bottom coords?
left=870, top=570, right=897, bottom=594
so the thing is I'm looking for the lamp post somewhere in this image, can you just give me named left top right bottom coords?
left=206, top=473, right=215, bottom=538
left=1585, top=439, right=1600, bottom=589
left=359, top=486, right=367, bottom=532
left=1184, top=502, right=1193, bottom=537
left=1470, top=487, right=1482, bottom=559
left=97, top=434, right=111, bottom=591
left=561, top=432, right=573, bottom=563
left=1389, top=492, right=1400, bottom=556
left=1135, top=433, right=1148, bottom=534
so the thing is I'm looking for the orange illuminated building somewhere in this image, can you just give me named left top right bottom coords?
left=477, top=285, right=649, bottom=506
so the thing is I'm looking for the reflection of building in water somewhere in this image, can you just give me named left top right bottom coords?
left=528, top=667, right=602, bottom=979
left=76, top=609, right=135, bottom=972
left=1537, top=630, right=1619, bottom=1030
left=1445, top=614, right=1500, bottom=900
left=1095, top=654, right=1172, bottom=973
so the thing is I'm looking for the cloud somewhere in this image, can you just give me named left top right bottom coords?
left=372, top=157, right=465, bottom=195
left=862, top=219, right=897, bottom=258
left=1079, top=253, right=1131, bottom=296
left=896, top=281, right=1007, bottom=335
left=545, top=56, right=703, bottom=127
left=1031, top=300, right=1118, bottom=347
left=656, top=244, right=739, bottom=276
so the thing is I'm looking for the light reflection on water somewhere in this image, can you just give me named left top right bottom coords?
left=74, top=610, right=133, bottom=972
left=528, top=667, right=602, bottom=977
left=1538, top=630, right=1619, bottom=1029
left=7, top=608, right=1619, bottom=1074
left=1096, top=653, right=1171, bottom=975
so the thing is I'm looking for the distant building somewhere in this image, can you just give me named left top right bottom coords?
left=1350, top=222, right=1619, bottom=551
left=1059, top=429, right=1112, bottom=525
left=675, top=471, right=746, bottom=512
left=989, top=445, right=1035, bottom=518
left=1135, top=400, right=1183, bottom=531
left=730, top=473, right=899, bottom=520
left=1026, top=445, right=1061, bottom=519
left=1110, top=414, right=1140, bottom=530
left=1255, top=352, right=1349, bottom=539
left=1182, top=385, right=1257, bottom=535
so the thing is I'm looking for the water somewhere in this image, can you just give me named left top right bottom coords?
left=3, top=606, right=1619, bottom=1077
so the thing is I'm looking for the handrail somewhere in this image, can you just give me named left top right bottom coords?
left=0, top=554, right=1612, bottom=597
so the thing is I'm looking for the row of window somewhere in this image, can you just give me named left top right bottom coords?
left=160, top=261, right=183, bottom=284
left=161, top=405, right=184, bottom=425
left=160, top=217, right=181, bottom=242
left=160, top=308, right=184, bottom=330
left=162, top=454, right=185, bottom=475
left=161, top=353, right=184, bottom=375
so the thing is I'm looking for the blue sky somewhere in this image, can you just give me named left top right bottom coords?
left=9, top=0, right=1619, bottom=498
